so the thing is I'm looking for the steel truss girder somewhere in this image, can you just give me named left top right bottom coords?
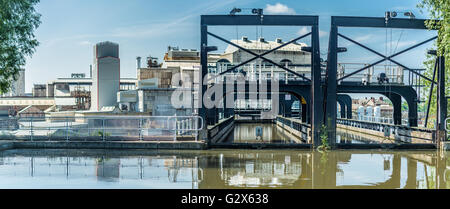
left=337, top=33, right=437, bottom=83
left=208, top=31, right=312, bottom=81
left=201, top=15, right=318, bottom=26
left=331, top=16, right=432, bottom=29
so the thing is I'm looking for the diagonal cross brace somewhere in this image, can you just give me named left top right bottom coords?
left=338, top=33, right=436, bottom=84
left=207, top=32, right=312, bottom=82
left=337, top=34, right=437, bottom=82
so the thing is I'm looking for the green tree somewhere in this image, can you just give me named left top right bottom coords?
left=417, top=0, right=449, bottom=59
left=417, top=0, right=449, bottom=128
left=0, top=0, right=41, bottom=93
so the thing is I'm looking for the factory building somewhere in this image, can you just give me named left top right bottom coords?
left=118, top=46, right=220, bottom=116
left=117, top=48, right=202, bottom=116
left=44, top=76, right=136, bottom=111
left=162, top=46, right=220, bottom=69
left=91, top=41, right=120, bottom=111
left=32, top=84, right=47, bottom=97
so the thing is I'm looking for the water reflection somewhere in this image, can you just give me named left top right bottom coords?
left=0, top=149, right=448, bottom=189
left=225, top=123, right=302, bottom=144
left=337, top=130, right=385, bottom=144
left=226, top=123, right=388, bottom=144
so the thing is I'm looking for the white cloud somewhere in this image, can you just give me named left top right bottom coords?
left=297, top=27, right=327, bottom=38
left=297, top=27, right=310, bottom=36
left=265, top=3, right=296, bottom=15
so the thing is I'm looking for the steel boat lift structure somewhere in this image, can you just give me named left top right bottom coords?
left=199, top=11, right=446, bottom=148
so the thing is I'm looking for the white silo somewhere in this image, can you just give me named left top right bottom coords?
left=136, top=57, right=142, bottom=69
left=91, top=41, right=120, bottom=111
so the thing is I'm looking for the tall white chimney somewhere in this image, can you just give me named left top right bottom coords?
left=136, top=57, right=142, bottom=69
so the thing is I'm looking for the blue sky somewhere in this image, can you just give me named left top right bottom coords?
left=24, top=0, right=435, bottom=92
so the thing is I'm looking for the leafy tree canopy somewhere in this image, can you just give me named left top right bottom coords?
left=0, top=0, right=41, bottom=93
left=418, top=0, right=449, bottom=58
left=417, top=0, right=449, bottom=127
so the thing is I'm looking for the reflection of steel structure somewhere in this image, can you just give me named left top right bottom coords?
left=218, top=153, right=304, bottom=187
left=167, top=157, right=203, bottom=185
left=200, top=15, right=323, bottom=145
left=5, top=156, right=203, bottom=187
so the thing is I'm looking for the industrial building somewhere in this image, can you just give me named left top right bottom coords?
left=0, top=38, right=311, bottom=118
left=0, top=41, right=134, bottom=117
left=117, top=46, right=205, bottom=116
left=32, top=84, right=47, bottom=97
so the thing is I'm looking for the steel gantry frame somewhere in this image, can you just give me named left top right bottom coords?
left=200, top=14, right=323, bottom=146
left=326, top=16, right=444, bottom=145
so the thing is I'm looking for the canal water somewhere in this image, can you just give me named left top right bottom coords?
left=224, top=123, right=383, bottom=144
left=224, top=123, right=302, bottom=144
left=0, top=149, right=448, bottom=189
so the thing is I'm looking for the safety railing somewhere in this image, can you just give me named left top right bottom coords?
left=0, top=115, right=203, bottom=142
left=214, top=63, right=312, bottom=82
left=337, top=63, right=404, bottom=84
left=276, top=116, right=311, bottom=141
left=337, top=118, right=435, bottom=142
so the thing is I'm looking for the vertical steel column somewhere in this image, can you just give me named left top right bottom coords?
left=311, top=22, right=323, bottom=147
left=425, top=59, right=438, bottom=127
left=344, top=96, right=353, bottom=119
left=279, top=94, right=286, bottom=117
left=301, top=103, right=307, bottom=123
left=285, top=99, right=293, bottom=117
left=384, top=93, right=402, bottom=125
left=325, top=19, right=338, bottom=146
left=436, top=56, right=447, bottom=144
left=223, top=76, right=228, bottom=118
left=338, top=101, right=346, bottom=118
left=199, top=22, right=208, bottom=142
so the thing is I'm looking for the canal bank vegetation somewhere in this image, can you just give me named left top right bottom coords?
left=318, top=125, right=331, bottom=151
left=417, top=0, right=450, bottom=128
